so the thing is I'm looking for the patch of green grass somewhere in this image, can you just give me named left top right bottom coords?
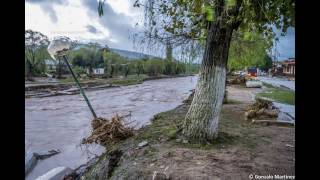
left=167, top=129, right=177, bottom=139
left=135, top=110, right=179, bottom=143
left=262, top=82, right=275, bottom=88
left=257, top=84, right=295, bottom=105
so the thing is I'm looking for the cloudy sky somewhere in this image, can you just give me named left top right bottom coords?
left=25, top=0, right=294, bottom=60
left=273, top=27, right=295, bottom=60
left=25, top=0, right=144, bottom=51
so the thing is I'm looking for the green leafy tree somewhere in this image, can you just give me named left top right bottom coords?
left=102, top=51, right=128, bottom=77
left=228, top=29, right=273, bottom=71
left=99, top=0, right=294, bottom=142
left=25, top=30, right=50, bottom=77
left=69, top=47, right=104, bottom=75
left=144, top=58, right=165, bottom=76
left=164, top=60, right=175, bottom=75
left=99, top=0, right=294, bottom=141
left=260, top=54, right=273, bottom=71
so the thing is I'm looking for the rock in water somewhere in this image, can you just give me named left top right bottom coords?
left=35, top=167, right=73, bottom=180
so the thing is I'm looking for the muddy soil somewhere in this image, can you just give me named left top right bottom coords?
left=82, top=86, right=294, bottom=179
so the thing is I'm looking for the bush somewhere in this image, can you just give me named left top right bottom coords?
left=144, top=59, right=165, bottom=76
left=73, top=66, right=86, bottom=77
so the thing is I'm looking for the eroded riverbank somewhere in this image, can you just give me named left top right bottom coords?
left=81, top=87, right=295, bottom=179
left=25, top=76, right=197, bottom=180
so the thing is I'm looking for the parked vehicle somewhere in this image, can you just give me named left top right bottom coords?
left=247, top=67, right=257, bottom=77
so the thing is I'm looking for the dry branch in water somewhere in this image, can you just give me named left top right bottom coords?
left=82, top=114, right=134, bottom=147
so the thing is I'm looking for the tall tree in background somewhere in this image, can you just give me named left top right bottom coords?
left=25, top=30, right=50, bottom=77
left=166, top=40, right=173, bottom=61
left=98, top=0, right=294, bottom=141
left=228, top=29, right=273, bottom=71
left=69, top=47, right=104, bottom=75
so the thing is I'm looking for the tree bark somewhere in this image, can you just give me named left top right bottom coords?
left=182, top=19, right=234, bottom=141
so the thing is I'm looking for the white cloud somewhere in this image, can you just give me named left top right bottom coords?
left=25, top=0, right=146, bottom=52
left=25, top=0, right=135, bottom=42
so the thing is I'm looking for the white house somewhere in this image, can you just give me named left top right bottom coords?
left=87, top=68, right=104, bottom=75
left=44, top=59, right=57, bottom=70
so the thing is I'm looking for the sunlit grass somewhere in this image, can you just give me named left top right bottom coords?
left=257, top=83, right=295, bottom=105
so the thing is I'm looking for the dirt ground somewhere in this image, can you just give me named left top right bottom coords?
left=81, top=85, right=295, bottom=180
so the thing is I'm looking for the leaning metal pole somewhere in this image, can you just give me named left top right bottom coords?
left=61, top=55, right=97, bottom=119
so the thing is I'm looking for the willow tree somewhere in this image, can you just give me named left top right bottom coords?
left=228, top=29, right=274, bottom=71
left=25, top=30, right=50, bottom=77
left=98, top=0, right=294, bottom=141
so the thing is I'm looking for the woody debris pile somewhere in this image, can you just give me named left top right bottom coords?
left=82, top=114, right=134, bottom=147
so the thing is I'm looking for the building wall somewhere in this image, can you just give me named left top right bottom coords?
left=283, top=64, right=295, bottom=75
left=87, top=68, right=104, bottom=75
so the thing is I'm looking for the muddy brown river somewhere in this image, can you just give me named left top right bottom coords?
left=25, top=76, right=197, bottom=180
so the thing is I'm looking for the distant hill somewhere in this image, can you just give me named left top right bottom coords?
left=73, top=42, right=157, bottom=60
left=109, top=48, right=157, bottom=60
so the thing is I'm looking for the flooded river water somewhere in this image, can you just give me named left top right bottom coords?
left=25, top=76, right=197, bottom=179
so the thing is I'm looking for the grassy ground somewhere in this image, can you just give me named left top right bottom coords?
left=256, top=83, right=295, bottom=105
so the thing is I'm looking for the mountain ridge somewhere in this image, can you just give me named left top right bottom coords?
left=73, top=42, right=158, bottom=60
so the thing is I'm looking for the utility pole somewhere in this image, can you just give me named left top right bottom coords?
left=61, top=55, right=97, bottom=119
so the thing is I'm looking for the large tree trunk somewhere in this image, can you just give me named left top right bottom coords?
left=181, top=20, right=234, bottom=141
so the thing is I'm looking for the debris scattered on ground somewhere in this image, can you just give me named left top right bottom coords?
left=82, top=114, right=134, bottom=147
left=182, top=139, right=189, bottom=144
left=246, top=80, right=262, bottom=88
left=245, top=98, right=279, bottom=121
left=138, top=141, right=149, bottom=147
left=80, top=98, right=295, bottom=179
left=227, top=75, right=246, bottom=85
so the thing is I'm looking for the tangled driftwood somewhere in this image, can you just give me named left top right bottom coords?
left=227, top=75, right=246, bottom=85
left=245, top=98, right=278, bottom=120
left=82, top=114, right=134, bottom=147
